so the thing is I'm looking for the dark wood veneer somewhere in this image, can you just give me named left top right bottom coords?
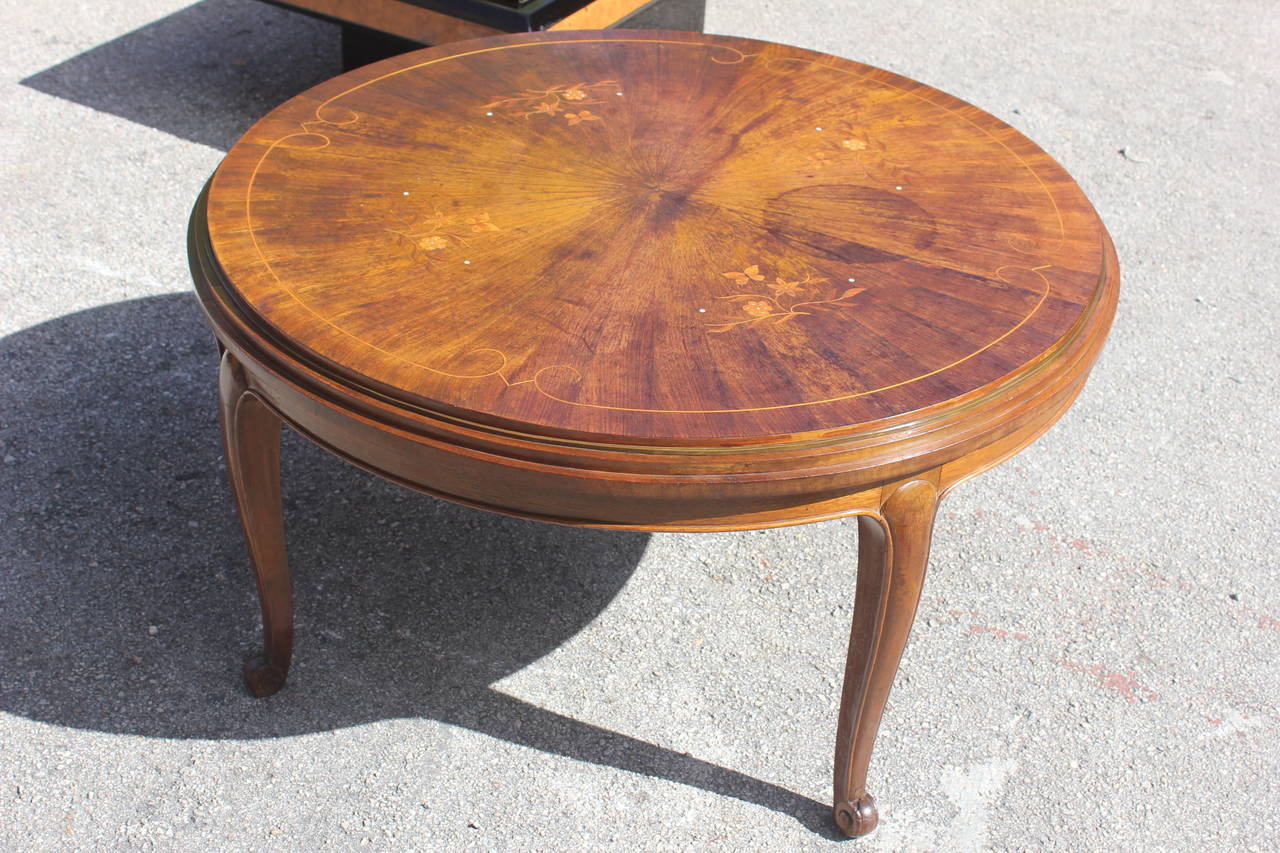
left=189, top=31, right=1119, bottom=836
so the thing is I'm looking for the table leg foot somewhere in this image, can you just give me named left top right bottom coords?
left=834, top=793, right=878, bottom=838
left=832, top=479, right=938, bottom=838
left=220, top=350, right=293, bottom=698
left=244, top=655, right=288, bottom=698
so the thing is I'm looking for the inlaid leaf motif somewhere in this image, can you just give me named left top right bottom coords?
left=386, top=207, right=501, bottom=264
left=466, top=213, right=501, bottom=232
left=529, top=101, right=562, bottom=117
left=482, top=81, right=619, bottom=127
left=806, top=123, right=913, bottom=184
left=722, top=264, right=764, bottom=285
left=704, top=263, right=866, bottom=332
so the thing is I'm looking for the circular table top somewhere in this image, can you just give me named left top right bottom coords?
left=205, top=30, right=1113, bottom=446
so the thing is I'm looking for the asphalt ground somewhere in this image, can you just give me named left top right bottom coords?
left=1, top=0, right=1277, bottom=850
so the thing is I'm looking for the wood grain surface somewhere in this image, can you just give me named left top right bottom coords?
left=203, top=30, right=1113, bottom=447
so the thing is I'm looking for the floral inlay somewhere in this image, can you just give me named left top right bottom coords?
left=806, top=124, right=911, bottom=183
left=482, top=81, right=618, bottom=127
left=704, top=263, right=865, bottom=332
left=385, top=209, right=500, bottom=264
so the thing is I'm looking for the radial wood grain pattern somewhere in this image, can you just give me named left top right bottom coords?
left=205, top=31, right=1107, bottom=445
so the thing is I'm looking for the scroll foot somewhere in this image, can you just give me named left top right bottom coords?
left=243, top=655, right=287, bottom=697
left=833, top=793, right=878, bottom=838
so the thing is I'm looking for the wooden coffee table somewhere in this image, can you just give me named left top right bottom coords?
left=188, top=30, right=1118, bottom=837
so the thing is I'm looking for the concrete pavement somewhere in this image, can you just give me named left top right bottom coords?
left=1, top=0, right=1277, bottom=849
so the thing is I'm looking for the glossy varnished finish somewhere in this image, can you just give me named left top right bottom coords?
left=205, top=31, right=1107, bottom=446
left=189, top=30, right=1118, bottom=837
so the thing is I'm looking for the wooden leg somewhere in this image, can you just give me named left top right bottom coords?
left=219, top=350, right=292, bottom=697
left=832, top=479, right=939, bottom=837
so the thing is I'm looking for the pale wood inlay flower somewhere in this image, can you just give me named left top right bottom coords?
left=705, top=263, right=865, bottom=332
left=768, top=278, right=804, bottom=297
left=721, top=265, right=765, bottom=286
left=807, top=125, right=911, bottom=183
left=482, top=81, right=619, bottom=127
left=386, top=207, right=501, bottom=265
left=466, top=213, right=500, bottom=232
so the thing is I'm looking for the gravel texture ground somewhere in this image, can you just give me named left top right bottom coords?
left=2, top=0, right=1277, bottom=850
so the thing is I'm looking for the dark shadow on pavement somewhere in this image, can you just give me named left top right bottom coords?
left=0, top=294, right=836, bottom=837
left=20, top=0, right=342, bottom=151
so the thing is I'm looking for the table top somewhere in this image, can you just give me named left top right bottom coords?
left=205, top=30, right=1115, bottom=448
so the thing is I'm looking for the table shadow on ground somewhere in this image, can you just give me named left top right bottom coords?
left=0, top=293, right=836, bottom=836
left=20, top=0, right=342, bottom=151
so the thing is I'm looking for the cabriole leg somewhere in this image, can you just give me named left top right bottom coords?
left=832, top=479, right=939, bottom=837
left=219, top=350, right=292, bottom=697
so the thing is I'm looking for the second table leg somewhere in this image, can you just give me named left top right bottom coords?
left=832, top=479, right=939, bottom=837
left=219, top=350, right=293, bottom=698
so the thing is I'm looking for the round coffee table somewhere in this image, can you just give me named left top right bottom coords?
left=188, top=30, right=1118, bottom=837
